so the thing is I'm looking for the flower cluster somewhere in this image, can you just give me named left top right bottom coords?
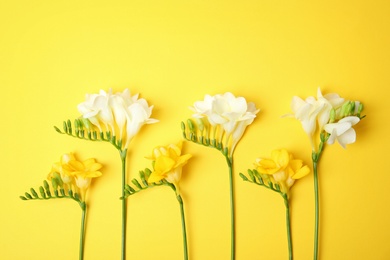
left=289, top=88, right=363, bottom=149
left=188, top=92, right=259, bottom=156
left=146, top=141, right=192, bottom=195
left=254, top=149, right=310, bottom=195
left=47, top=153, right=103, bottom=201
left=77, top=89, right=158, bottom=149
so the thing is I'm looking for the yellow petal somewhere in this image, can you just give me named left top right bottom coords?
left=147, top=171, right=165, bottom=183
left=68, top=160, right=84, bottom=171
left=154, top=156, right=175, bottom=174
left=272, top=149, right=289, bottom=168
left=292, top=165, right=310, bottom=179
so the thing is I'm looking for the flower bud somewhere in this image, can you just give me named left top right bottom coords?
left=358, top=103, right=364, bottom=117
left=329, top=109, right=336, bottom=123
left=239, top=172, right=248, bottom=181
left=25, top=192, right=32, bottom=199
left=187, top=119, right=195, bottom=132
left=196, top=118, right=204, bottom=132
left=30, top=188, right=38, bottom=198
left=339, top=101, right=350, bottom=118
left=131, top=179, right=142, bottom=189
left=39, top=186, right=46, bottom=198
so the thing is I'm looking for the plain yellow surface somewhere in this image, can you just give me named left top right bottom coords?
left=1, top=1, right=389, bottom=259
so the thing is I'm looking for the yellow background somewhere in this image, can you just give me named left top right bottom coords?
left=1, top=1, right=389, bottom=259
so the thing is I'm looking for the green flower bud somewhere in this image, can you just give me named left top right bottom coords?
left=39, top=186, right=46, bottom=198
left=125, top=184, right=135, bottom=193
left=30, top=188, right=38, bottom=198
left=74, top=119, right=80, bottom=130
left=329, top=109, right=336, bottom=123
left=63, top=121, right=68, bottom=133
left=358, top=103, right=364, bottom=117
left=239, top=172, right=248, bottom=181
left=54, top=126, right=62, bottom=134
left=67, top=119, right=72, bottom=134
left=53, top=172, right=63, bottom=188
left=187, top=119, right=195, bottom=132
left=139, top=171, right=148, bottom=186
left=144, top=168, right=152, bottom=178
left=196, top=118, right=204, bottom=132
left=25, top=192, right=33, bottom=199
left=339, top=101, right=350, bottom=118
left=51, top=178, right=58, bottom=191
left=43, top=180, right=50, bottom=191
left=247, top=169, right=255, bottom=182
left=131, top=179, right=142, bottom=189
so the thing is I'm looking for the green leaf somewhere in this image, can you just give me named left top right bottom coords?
left=24, top=192, right=32, bottom=199
left=20, top=196, right=28, bottom=200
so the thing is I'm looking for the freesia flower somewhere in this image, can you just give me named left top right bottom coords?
left=190, top=92, right=259, bottom=155
left=63, top=157, right=103, bottom=200
left=77, top=89, right=158, bottom=149
left=289, top=88, right=344, bottom=149
left=146, top=142, right=192, bottom=194
left=255, top=149, right=310, bottom=194
left=324, top=116, right=360, bottom=148
left=47, top=153, right=77, bottom=186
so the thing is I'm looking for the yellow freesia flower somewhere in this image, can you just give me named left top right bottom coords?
left=47, top=153, right=77, bottom=186
left=255, top=149, right=310, bottom=194
left=147, top=141, right=192, bottom=194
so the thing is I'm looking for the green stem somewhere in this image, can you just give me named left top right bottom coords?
left=177, top=195, right=188, bottom=260
left=284, top=196, right=293, bottom=260
left=79, top=203, right=86, bottom=260
left=226, top=156, right=235, bottom=260
left=120, top=149, right=128, bottom=260
left=313, top=159, right=319, bottom=260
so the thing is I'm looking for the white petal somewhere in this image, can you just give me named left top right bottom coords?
left=339, top=116, right=360, bottom=125
left=337, top=128, right=356, bottom=148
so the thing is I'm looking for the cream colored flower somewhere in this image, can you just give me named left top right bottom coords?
left=289, top=88, right=344, bottom=149
left=324, top=116, right=360, bottom=148
left=190, top=92, right=259, bottom=155
left=77, top=89, right=158, bottom=149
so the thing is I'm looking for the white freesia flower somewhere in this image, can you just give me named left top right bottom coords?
left=324, top=116, right=360, bottom=148
left=191, top=92, right=259, bottom=155
left=290, top=88, right=344, bottom=149
left=78, top=89, right=158, bottom=149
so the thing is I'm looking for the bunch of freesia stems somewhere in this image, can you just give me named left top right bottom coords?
left=20, top=87, right=364, bottom=260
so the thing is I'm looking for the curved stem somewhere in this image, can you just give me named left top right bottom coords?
left=313, top=159, right=319, bottom=260
left=79, top=203, right=86, bottom=260
left=177, top=195, right=188, bottom=260
left=284, top=196, right=293, bottom=260
left=120, top=149, right=128, bottom=260
left=226, top=156, right=235, bottom=260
